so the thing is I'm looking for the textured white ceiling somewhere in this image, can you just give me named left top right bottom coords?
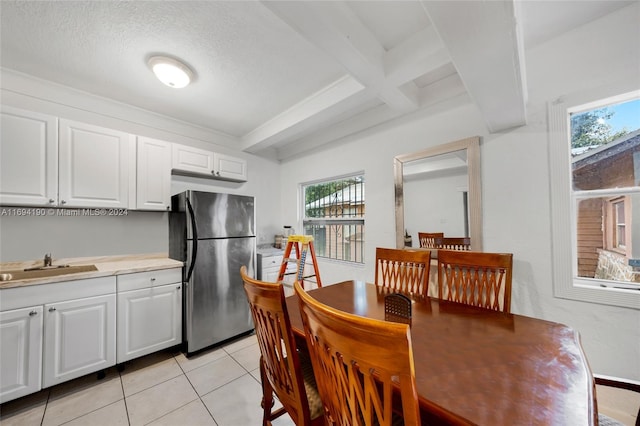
left=0, top=0, right=634, bottom=159
left=0, top=1, right=343, bottom=136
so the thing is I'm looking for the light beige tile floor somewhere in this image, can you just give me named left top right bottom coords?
left=0, top=333, right=296, bottom=426
left=4, top=333, right=635, bottom=426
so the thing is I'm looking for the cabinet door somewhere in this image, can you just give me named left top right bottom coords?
left=0, top=106, right=58, bottom=206
left=213, top=152, right=247, bottom=182
left=264, top=269, right=280, bottom=283
left=117, top=283, right=182, bottom=363
left=59, top=119, right=135, bottom=208
left=136, top=136, right=171, bottom=211
left=171, top=144, right=214, bottom=176
left=0, top=306, right=43, bottom=403
left=258, top=254, right=281, bottom=280
left=43, top=294, right=116, bottom=388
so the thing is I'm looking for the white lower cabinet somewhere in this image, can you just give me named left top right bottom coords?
left=258, top=252, right=297, bottom=296
left=0, top=306, right=43, bottom=403
left=0, top=276, right=116, bottom=402
left=0, top=269, right=181, bottom=402
left=43, top=294, right=116, bottom=388
left=116, top=269, right=182, bottom=363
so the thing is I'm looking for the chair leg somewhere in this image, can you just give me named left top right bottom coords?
left=260, top=358, right=275, bottom=426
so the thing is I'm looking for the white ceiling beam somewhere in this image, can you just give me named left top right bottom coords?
left=263, top=1, right=419, bottom=112
left=242, top=86, right=384, bottom=154
left=276, top=75, right=470, bottom=161
left=241, top=75, right=365, bottom=152
left=416, top=73, right=467, bottom=106
left=420, top=0, right=527, bottom=132
left=384, top=25, right=451, bottom=87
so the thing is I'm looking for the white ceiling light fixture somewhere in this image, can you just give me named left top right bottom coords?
left=148, top=56, right=194, bottom=88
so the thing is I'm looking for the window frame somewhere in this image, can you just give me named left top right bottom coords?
left=606, top=196, right=627, bottom=253
left=300, top=172, right=365, bottom=264
left=549, top=84, right=640, bottom=309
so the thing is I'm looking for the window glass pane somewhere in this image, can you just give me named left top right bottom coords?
left=614, top=200, right=625, bottom=248
left=575, top=195, right=638, bottom=283
left=302, top=175, right=364, bottom=263
left=575, top=197, right=605, bottom=279
left=570, top=99, right=640, bottom=191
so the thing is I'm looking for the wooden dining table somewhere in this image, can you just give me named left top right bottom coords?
left=285, top=281, right=596, bottom=425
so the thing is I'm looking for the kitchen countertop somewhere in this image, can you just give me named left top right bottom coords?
left=257, top=246, right=285, bottom=256
left=0, top=253, right=184, bottom=289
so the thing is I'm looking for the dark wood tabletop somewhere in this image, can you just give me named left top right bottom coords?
left=285, top=281, right=596, bottom=425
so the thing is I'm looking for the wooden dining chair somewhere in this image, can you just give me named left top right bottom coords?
left=294, top=281, right=420, bottom=426
left=437, top=250, right=513, bottom=313
left=595, top=374, right=640, bottom=426
left=240, top=266, right=324, bottom=426
left=433, top=236, right=471, bottom=251
left=418, top=232, right=444, bottom=249
left=375, top=247, right=431, bottom=298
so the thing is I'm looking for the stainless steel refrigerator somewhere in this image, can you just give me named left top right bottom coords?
left=169, top=190, right=256, bottom=355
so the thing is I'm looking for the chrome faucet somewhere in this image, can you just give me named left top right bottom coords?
left=44, top=253, right=52, bottom=267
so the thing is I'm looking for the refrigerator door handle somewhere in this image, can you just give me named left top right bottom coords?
left=185, top=198, right=198, bottom=283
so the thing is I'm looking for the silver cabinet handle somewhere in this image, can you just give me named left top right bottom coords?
left=29, top=310, right=38, bottom=316
left=176, top=286, right=181, bottom=290
left=49, top=307, right=56, bottom=312
left=49, top=199, right=55, bottom=204
left=150, top=277, right=156, bottom=281
left=60, top=200, right=67, bottom=205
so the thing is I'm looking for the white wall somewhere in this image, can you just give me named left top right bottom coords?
left=0, top=71, right=283, bottom=261
left=280, top=4, right=640, bottom=379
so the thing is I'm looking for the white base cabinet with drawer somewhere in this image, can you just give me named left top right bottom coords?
left=258, top=252, right=297, bottom=296
left=43, top=294, right=116, bottom=388
left=0, top=306, right=43, bottom=403
left=116, top=269, right=182, bottom=363
left=0, top=276, right=116, bottom=403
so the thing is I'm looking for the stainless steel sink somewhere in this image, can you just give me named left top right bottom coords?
left=0, top=264, right=98, bottom=281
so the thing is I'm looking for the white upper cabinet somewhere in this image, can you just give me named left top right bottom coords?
left=172, top=144, right=248, bottom=182
left=213, top=152, right=247, bottom=182
left=136, top=136, right=171, bottom=211
left=172, top=143, right=214, bottom=176
left=59, top=119, right=135, bottom=208
left=0, top=106, right=58, bottom=206
left=1, top=105, right=249, bottom=210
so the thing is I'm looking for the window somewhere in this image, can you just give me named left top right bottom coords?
left=607, top=197, right=627, bottom=252
left=301, top=174, right=364, bottom=263
left=549, top=85, right=640, bottom=309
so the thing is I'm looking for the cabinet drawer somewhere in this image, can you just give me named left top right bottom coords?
left=0, top=276, right=115, bottom=311
left=117, top=268, right=181, bottom=292
left=261, top=255, right=283, bottom=270
left=261, top=255, right=296, bottom=271
left=258, top=253, right=297, bottom=281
